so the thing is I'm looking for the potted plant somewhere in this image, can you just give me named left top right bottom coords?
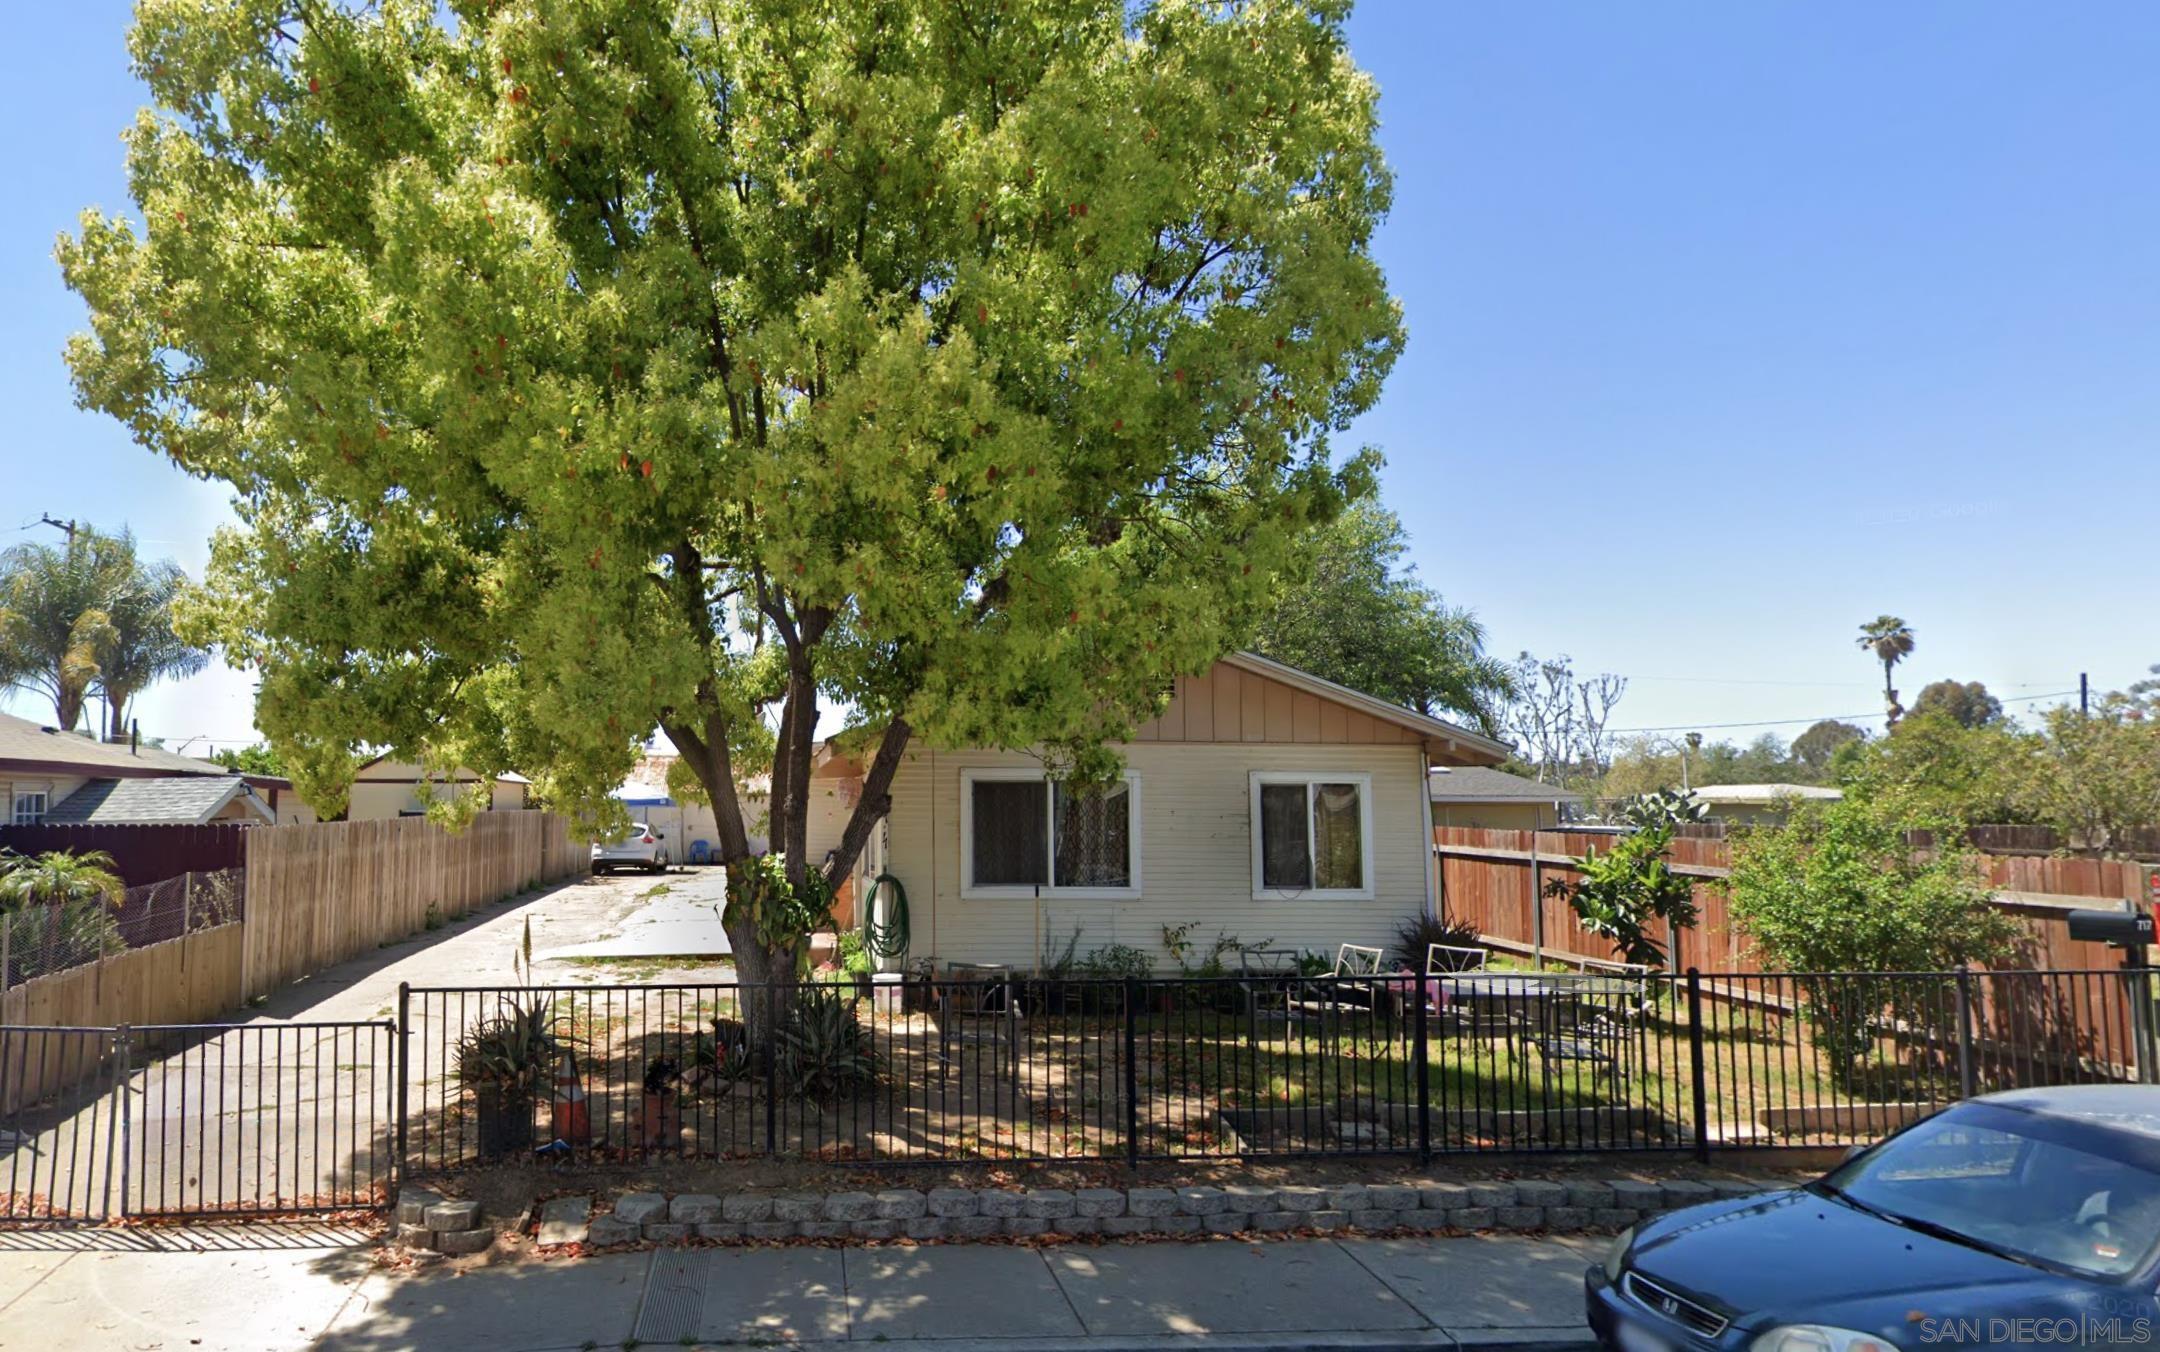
left=455, top=997, right=565, bottom=1160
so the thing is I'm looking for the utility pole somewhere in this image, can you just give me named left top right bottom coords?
left=2080, top=673, right=2090, bottom=716
left=34, top=514, right=79, bottom=545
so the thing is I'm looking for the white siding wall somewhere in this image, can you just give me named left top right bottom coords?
left=883, top=742, right=1429, bottom=971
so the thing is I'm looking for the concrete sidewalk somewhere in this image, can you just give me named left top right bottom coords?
left=0, top=1229, right=1603, bottom=1351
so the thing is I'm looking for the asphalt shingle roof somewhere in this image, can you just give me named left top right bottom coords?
left=0, top=711, right=254, bottom=778
left=1428, top=765, right=1583, bottom=803
left=43, top=776, right=269, bottom=825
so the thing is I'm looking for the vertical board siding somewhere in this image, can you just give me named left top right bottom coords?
left=883, top=741, right=1431, bottom=971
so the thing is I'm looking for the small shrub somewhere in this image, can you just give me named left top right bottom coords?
left=1080, top=943, right=1152, bottom=981
left=1391, top=913, right=1483, bottom=971
left=1544, top=825, right=1697, bottom=970
left=836, top=928, right=873, bottom=976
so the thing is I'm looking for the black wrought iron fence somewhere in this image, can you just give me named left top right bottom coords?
left=400, top=965, right=2158, bottom=1172
left=1, top=1020, right=395, bottom=1223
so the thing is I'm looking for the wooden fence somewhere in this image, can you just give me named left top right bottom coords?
left=242, top=811, right=584, bottom=997
left=3, top=812, right=585, bottom=1043
left=0, top=924, right=245, bottom=1112
left=0, top=822, right=248, bottom=886
left=1435, top=826, right=2149, bottom=976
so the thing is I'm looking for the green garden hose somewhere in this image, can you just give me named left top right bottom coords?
left=865, top=872, right=911, bottom=962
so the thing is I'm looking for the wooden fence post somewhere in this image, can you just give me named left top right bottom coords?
left=1529, top=830, right=1545, bottom=968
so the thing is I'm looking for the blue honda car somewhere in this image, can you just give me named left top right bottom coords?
left=1588, top=1086, right=2160, bottom=1352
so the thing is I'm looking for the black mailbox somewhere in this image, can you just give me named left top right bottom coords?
left=2066, top=909, right=2155, bottom=947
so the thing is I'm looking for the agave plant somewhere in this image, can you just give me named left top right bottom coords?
left=454, top=997, right=565, bottom=1095
left=776, top=989, right=880, bottom=1101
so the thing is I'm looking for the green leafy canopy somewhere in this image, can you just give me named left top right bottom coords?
left=61, top=0, right=1404, bottom=977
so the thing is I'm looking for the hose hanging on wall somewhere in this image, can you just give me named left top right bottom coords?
left=865, top=872, right=911, bottom=962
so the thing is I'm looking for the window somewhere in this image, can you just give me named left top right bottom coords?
left=10, top=792, right=47, bottom=826
left=1250, top=773, right=1373, bottom=899
left=961, top=770, right=1140, bottom=897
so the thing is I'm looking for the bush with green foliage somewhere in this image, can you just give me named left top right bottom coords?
left=1079, top=944, right=1153, bottom=981
left=1727, top=796, right=2018, bottom=1084
left=1544, top=826, right=1698, bottom=971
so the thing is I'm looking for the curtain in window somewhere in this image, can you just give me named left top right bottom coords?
left=1259, top=783, right=1312, bottom=889
left=970, top=780, right=1048, bottom=885
left=1311, top=783, right=1363, bottom=890
left=1054, top=782, right=1131, bottom=887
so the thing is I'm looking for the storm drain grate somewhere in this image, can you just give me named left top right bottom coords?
left=635, top=1249, right=709, bottom=1344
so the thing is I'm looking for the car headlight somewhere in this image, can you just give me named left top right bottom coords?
left=1603, top=1225, right=1635, bottom=1282
left=1751, top=1327, right=1898, bottom=1352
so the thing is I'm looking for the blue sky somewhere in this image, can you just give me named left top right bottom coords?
left=3, top=2, right=2153, bottom=753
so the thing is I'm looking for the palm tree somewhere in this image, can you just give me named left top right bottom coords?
left=0, top=849, right=125, bottom=909
left=0, top=529, right=206, bottom=737
left=1856, top=615, right=1916, bottom=726
left=97, top=555, right=208, bottom=739
left=0, top=534, right=128, bottom=730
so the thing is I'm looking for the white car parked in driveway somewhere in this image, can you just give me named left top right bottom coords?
left=591, top=822, right=670, bottom=874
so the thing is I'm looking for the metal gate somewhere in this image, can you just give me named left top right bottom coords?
left=2, top=1021, right=396, bottom=1223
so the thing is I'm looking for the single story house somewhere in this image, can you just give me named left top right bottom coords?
left=0, top=710, right=311, bottom=826
left=41, top=775, right=275, bottom=826
left=820, top=651, right=1510, bottom=973
left=346, top=756, right=530, bottom=820
left=1428, top=765, right=1581, bottom=830
left=1688, top=782, right=1841, bottom=825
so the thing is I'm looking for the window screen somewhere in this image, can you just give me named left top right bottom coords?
left=970, top=780, right=1048, bottom=886
left=1311, top=783, right=1363, bottom=890
left=1054, top=782, right=1131, bottom=888
left=1258, top=783, right=1311, bottom=889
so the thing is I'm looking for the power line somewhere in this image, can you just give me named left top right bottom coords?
left=1610, top=689, right=2082, bottom=735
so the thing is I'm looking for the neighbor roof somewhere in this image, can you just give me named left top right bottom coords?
left=43, top=775, right=275, bottom=826
left=1689, top=783, right=1842, bottom=805
left=0, top=711, right=287, bottom=785
left=1429, top=766, right=1583, bottom=803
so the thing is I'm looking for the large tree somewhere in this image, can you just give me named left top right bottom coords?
left=1910, top=678, right=2002, bottom=730
left=63, top=0, right=1403, bottom=1006
left=1251, top=500, right=1511, bottom=734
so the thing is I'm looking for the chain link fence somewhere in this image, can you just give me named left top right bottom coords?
left=1, top=868, right=246, bottom=992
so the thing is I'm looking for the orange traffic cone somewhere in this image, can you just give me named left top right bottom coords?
left=550, top=1048, right=590, bottom=1145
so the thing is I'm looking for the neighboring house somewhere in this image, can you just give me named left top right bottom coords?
left=1428, top=765, right=1581, bottom=830
left=821, top=651, right=1509, bottom=972
left=607, top=761, right=770, bottom=865
left=1687, top=782, right=1841, bottom=825
left=346, top=756, right=530, bottom=820
left=41, top=775, right=275, bottom=826
left=0, top=710, right=312, bottom=826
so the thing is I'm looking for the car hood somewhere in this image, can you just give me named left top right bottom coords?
left=1629, top=1191, right=2086, bottom=1330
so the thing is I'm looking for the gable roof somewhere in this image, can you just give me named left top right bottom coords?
left=1429, top=765, right=1583, bottom=804
left=0, top=710, right=285, bottom=784
left=43, top=775, right=275, bottom=826
left=1221, top=652, right=1511, bottom=763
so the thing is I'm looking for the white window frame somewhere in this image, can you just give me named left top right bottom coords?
left=1249, top=771, right=1375, bottom=901
left=959, top=767, right=1143, bottom=901
left=11, top=791, right=48, bottom=826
